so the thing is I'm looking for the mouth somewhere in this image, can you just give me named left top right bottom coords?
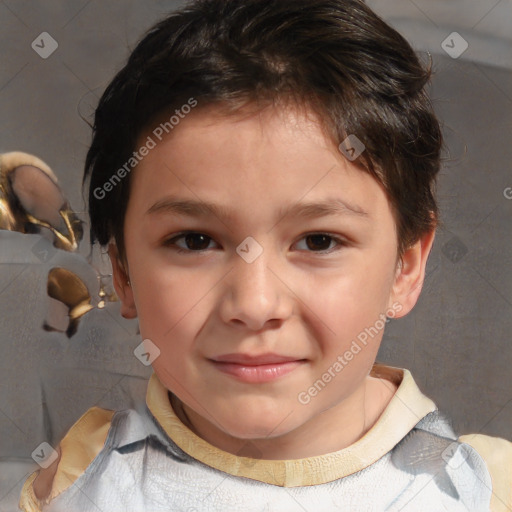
left=208, top=353, right=308, bottom=383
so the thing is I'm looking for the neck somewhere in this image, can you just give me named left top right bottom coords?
left=170, top=376, right=396, bottom=460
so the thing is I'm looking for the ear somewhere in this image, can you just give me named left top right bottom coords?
left=388, top=228, right=435, bottom=318
left=108, top=243, right=137, bottom=319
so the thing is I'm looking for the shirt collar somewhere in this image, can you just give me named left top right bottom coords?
left=145, top=363, right=436, bottom=487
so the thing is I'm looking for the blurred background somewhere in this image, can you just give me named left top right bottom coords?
left=0, top=1, right=511, bottom=510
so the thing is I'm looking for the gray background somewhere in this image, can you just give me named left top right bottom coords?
left=0, top=1, right=511, bottom=510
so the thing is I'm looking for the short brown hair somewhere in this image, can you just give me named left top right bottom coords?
left=83, top=0, right=443, bottom=263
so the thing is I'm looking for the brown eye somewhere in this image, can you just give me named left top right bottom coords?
left=305, top=234, right=332, bottom=251
left=295, top=233, right=346, bottom=254
left=181, top=233, right=211, bottom=251
left=164, top=232, right=217, bottom=253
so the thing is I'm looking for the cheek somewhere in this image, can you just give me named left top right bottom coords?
left=134, top=273, right=203, bottom=388
left=306, top=258, right=395, bottom=363
left=131, top=258, right=217, bottom=361
left=314, top=258, right=394, bottom=324
left=135, top=274, right=197, bottom=341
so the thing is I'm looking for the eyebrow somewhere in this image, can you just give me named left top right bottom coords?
left=146, top=196, right=369, bottom=222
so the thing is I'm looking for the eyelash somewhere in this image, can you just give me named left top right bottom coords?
left=164, top=231, right=348, bottom=255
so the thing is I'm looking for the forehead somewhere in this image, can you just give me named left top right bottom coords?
left=129, top=103, right=391, bottom=226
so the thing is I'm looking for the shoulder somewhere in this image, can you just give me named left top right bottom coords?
left=19, top=407, right=115, bottom=512
left=458, top=433, right=512, bottom=512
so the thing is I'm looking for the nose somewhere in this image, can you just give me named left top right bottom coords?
left=219, top=243, right=293, bottom=331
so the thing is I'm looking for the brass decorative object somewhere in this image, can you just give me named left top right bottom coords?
left=1, top=151, right=119, bottom=337
left=43, top=267, right=94, bottom=338
left=0, top=152, right=83, bottom=251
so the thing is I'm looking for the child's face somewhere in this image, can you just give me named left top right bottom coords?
left=111, top=103, right=431, bottom=444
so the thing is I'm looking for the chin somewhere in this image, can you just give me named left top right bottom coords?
left=214, top=401, right=302, bottom=441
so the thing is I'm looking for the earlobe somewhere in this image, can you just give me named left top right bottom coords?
left=389, top=229, right=436, bottom=318
left=108, top=243, right=138, bottom=319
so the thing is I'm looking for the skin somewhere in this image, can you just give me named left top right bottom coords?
left=106, top=102, right=435, bottom=461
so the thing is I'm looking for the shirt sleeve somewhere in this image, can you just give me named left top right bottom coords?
left=458, top=433, right=512, bottom=512
left=19, top=407, right=114, bottom=512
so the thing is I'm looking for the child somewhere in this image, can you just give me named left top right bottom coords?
left=19, top=0, right=512, bottom=510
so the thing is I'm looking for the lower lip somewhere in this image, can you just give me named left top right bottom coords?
left=210, top=360, right=305, bottom=383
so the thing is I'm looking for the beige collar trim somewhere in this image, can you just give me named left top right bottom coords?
left=146, top=364, right=436, bottom=487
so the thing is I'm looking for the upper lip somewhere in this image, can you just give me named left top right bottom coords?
left=210, top=353, right=305, bottom=365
